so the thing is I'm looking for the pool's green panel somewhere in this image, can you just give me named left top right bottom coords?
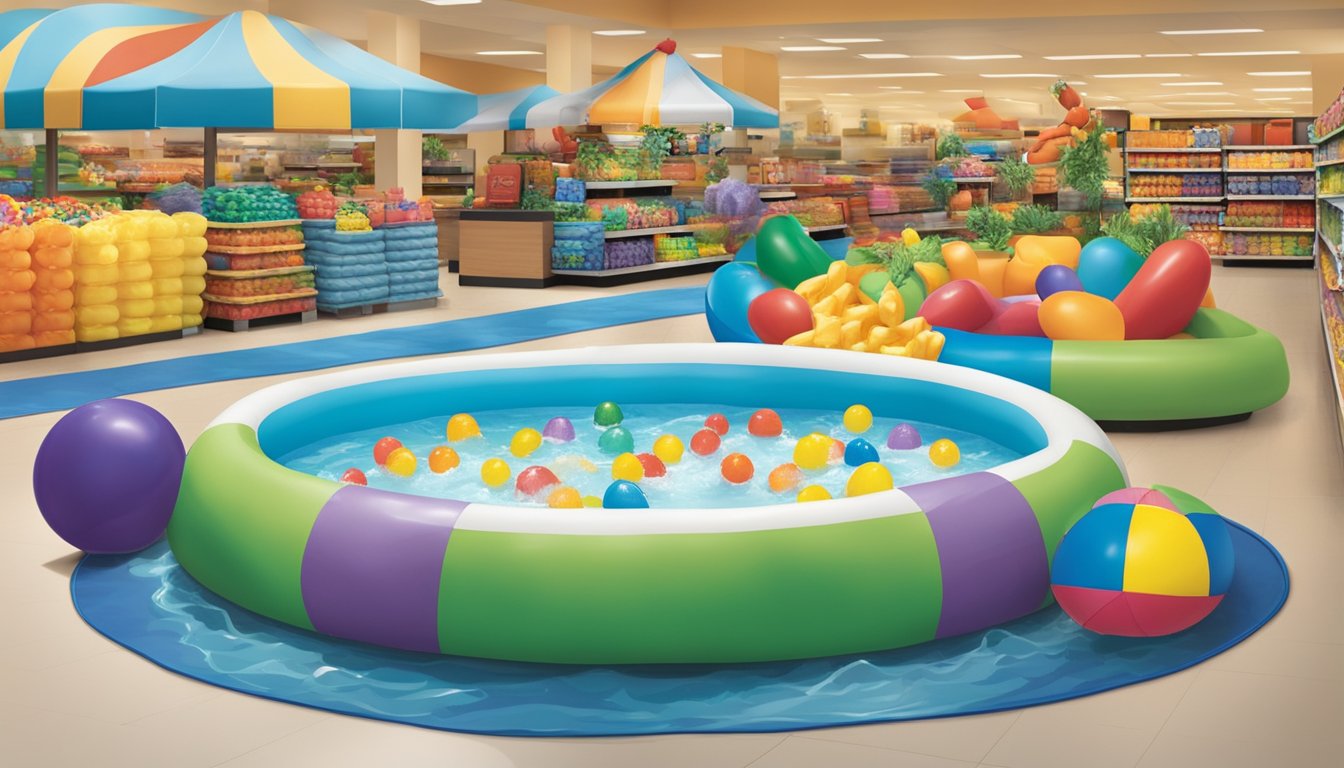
left=1013, top=440, right=1127, bottom=576
left=436, top=513, right=943, bottom=664
left=1050, top=308, right=1289, bottom=421
left=167, top=423, right=336, bottom=630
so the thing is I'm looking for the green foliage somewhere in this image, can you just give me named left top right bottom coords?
left=996, top=157, right=1036, bottom=198
left=921, top=171, right=958, bottom=210
left=1059, top=120, right=1111, bottom=211
left=333, top=171, right=370, bottom=195
left=936, top=132, right=969, bottom=161
left=422, top=136, right=451, bottom=162
left=461, top=188, right=474, bottom=208
left=639, top=126, right=685, bottom=169
left=1100, top=205, right=1190, bottom=257
left=1010, top=204, right=1064, bottom=235
left=965, top=206, right=1012, bottom=252
left=706, top=155, right=729, bottom=183
left=699, top=122, right=726, bottom=136
left=845, top=235, right=945, bottom=285
left=1050, top=79, right=1069, bottom=98
left=552, top=202, right=590, bottom=222
left=520, top=188, right=553, bottom=210
left=575, top=140, right=610, bottom=178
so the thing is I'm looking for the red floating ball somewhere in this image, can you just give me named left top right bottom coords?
left=515, top=465, right=561, bottom=497
left=747, top=288, right=815, bottom=345
left=690, top=428, right=721, bottom=456
left=704, top=413, right=730, bottom=436
left=748, top=408, right=783, bottom=437
left=720, top=453, right=755, bottom=484
left=340, top=468, right=368, bottom=486
left=636, top=452, right=667, bottom=478
left=373, top=437, right=402, bottom=466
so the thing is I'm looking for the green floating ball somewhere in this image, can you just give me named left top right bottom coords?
left=598, top=426, right=634, bottom=456
left=594, top=401, right=624, bottom=427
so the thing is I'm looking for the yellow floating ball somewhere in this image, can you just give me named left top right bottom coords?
left=797, top=485, right=832, bottom=503
left=481, top=458, right=511, bottom=487
left=1038, top=291, right=1126, bottom=342
left=929, top=438, right=961, bottom=468
left=793, top=432, right=834, bottom=471
left=612, top=452, right=645, bottom=482
left=846, top=462, right=894, bottom=497
left=447, top=413, right=482, bottom=442
left=582, top=495, right=603, bottom=508
left=553, top=454, right=598, bottom=479
left=428, top=446, right=460, bottom=474
left=385, top=447, right=417, bottom=478
left=510, top=427, right=543, bottom=458
left=652, top=434, right=684, bottom=465
left=843, top=404, right=873, bottom=434
left=547, top=486, right=583, bottom=509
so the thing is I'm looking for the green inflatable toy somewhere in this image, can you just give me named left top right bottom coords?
left=755, top=215, right=833, bottom=289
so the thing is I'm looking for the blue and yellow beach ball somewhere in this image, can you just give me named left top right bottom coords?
left=1051, top=487, right=1234, bottom=637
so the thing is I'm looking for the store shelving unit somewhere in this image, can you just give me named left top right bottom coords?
left=202, top=219, right=316, bottom=331
left=1220, top=226, right=1315, bottom=233
left=604, top=225, right=695, bottom=239
left=1227, top=194, right=1315, bottom=201
left=553, top=255, right=731, bottom=286
left=1313, top=113, right=1344, bottom=445
left=1125, top=196, right=1224, bottom=203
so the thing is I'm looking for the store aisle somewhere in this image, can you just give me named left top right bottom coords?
left=0, top=266, right=1340, bottom=768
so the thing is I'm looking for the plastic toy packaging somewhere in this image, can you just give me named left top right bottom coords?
left=0, top=223, right=36, bottom=351
left=28, top=219, right=76, bottom=347
left=72, top=218, right=119, bottom=342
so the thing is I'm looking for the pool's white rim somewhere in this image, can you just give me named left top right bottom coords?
left=206, top=343, right=1126, bottom=535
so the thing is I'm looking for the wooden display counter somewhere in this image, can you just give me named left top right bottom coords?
left=433, top=208, right=461, bottom=272
left=457, top=210, right=556, bottom=288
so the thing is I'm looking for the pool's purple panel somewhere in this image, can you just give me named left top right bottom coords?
left=904, top=472, right=1049, bottom=639
left=300, top=487, right=467, bottom=653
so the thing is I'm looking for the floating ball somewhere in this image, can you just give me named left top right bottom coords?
left=653, top=434, right=684, bottom=464
left=843, top=404, right=873, bottom=434
left=797, top=485, right=832, bottom=503
left=768, top=463, right=802, bottom=493
left=845, top=462, right=894, bottom=497
left=887, top=423, right=922, bottom=450
left=636, top=452, right=667, bottom=478
left=542, top=417, right=575, bottom=443
left=690, top=428, right=721, bottom=456
left=547, top=486, right=583, bottom=509
left=844, top=438, right=880, bottom=467
left=373, top=436, right=402, bottom=465
left=594, top=401, right=624, bottom=427
left=33, top=399, right=185, bottom=554
left=516, top=465, right=561, bottom=496
left=428, top=446, right=460, bottom=474
left=385, top=447, right=417, bottom=477
left=1035, top=264, right=1084, bottom=299
left=747, top=287, right=815, bottom=345
left=829, top=438, right=845, bottom=462
left=582, top=495, right=603, bottom=508
left=612, top=453, right=645, bottom=482
left=704, top=413, right=730, bottom=436
left=793, top=433, right=833, bottom=471
left=481, top=458, right=511, bottom=488
left=510, top=427, right=543, bottom=458
left=553, top=454, right=598, bottom=479
left=446, top=413, right=481, bottom=442
left=603, top=480, right=649, bottom=509
left=929, top=438, right=961, bottom=468
left=748, top=408, right=783, bottom=437
left=597, top=426, right=635, bottom=456
left=1051, top=488, right=1234, bottom=637
left=340, top=467, right=367, bottom=485
left=720, top=453, right=755, bottom=484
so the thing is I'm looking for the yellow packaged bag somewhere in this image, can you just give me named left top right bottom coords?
left=180, top=275, right=205, bottom=295
left=75, top=285, right=117, bottom=305
left=76, top=305, right=119, bottom=326
left=75, top=324, right=118, bottom=342
left=74, top=243, right=118, bottom=265
left=117, top=298, right=155, bottom=318
left=151, top=277, right=183, bottom=295
left=152, top=296, right=183, bottom=315
left=116, top=316, right=154, bottom=336
left=148, top=238, right=185, bottom=260
left=117, top=281, right=154, bottom=300
left=182, top=256, right=207, bottom=276
left=181, top=294, right=204, bottom=315
left=150, top=258, right=185, bottom=278
left=172, top=212, right=208, bottom=238
left=182, top=236, right=208, bottom=259
left=119, top=260, right=154, bottom=282
left=117, top=240, right=150, bottom=262
left=147, top=315, right=183, bottom=333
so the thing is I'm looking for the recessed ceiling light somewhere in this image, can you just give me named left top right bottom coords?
left=940, top=89, right=983, bottom=93
left=879, top=88, right=924, bottom=93
left=859, top=53, right=911, bottom=59
left=1255, top=97, right=1292, bottom=101
left=1156, top=91, right=1235, bottom=96
left=1160, top=28, right=1263, bottom=35
left=1197, top=50, right=1299, bottom=57
left=1252, top=87, right=1311, bottom=92
left=1044, top=54, right=1140, bottom=60
left=1163, top=101, right=1236, bottom=106
left=1093, top=73, right=1181, bottom=78
left=781, top=46, right=846, bottom=52
left=979, top=73, right=1059, bottom=78
left=1160, top=81, right=1222, bottom=86
left=593, top=30, right=645, bottom=37
left=1247, top=71, right=1310, bottom=76
left=418, top=0, right=482, bottom=5
left=1145, top=53, right=1193, bottom=58
left=817, top=38, right=882, bottom=43
left=1285, top=100, right=1313, bottom=104
left=476, top=50, right=543, bottom=56
left=804, top=72, right=941, bottom=79
left=1090, top=95, right=1123, bottom=101
left=825, top=92, right=855, bottom=96
left=948, top=54, right=1023, bottom=60
left=691, top=53, right=722, bottom=59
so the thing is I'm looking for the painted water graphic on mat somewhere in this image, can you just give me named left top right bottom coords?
left=72, top=525, right=1286, bottom=737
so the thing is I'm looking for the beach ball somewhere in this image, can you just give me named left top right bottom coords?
left=612, top=453, right=645, bottom=482
left=33, top=399, right=185, bottom=554
left=594, top=401, right=624, bottom=427
left=510, top=428, right=543, bottom=458
left=548, top=486, right=583, bottom=509
left=844, top=438, right=880, bottom=467
left=340, top=468, right=367, bottom=486
left=481, top=458, right=511, bottom=488
left=385, top=447, right=417, bottom=477
left=373, top=436, right=402, bottom=465
left=447, top=413, right=481, bottom=442
left=603, top=480, right=649, bottom=509
left=516, top=465, right=561, bottom=496
left=887, top=423, right=921, bottom=450
left=542, top=417, right=575, bottom=443
left=843, top=404, right=873, bottom=434
left=797, top=485, right=831, bottom=503
left=929, top=438, right=961, bottom=468
left=653, top=434, right=684, bottom=464
left=428, top=446, right=460, bottom=474
left=704, top=413, right=730, bottom=436
left=598, top=426, right=635, bottom=456
left=1051, top=488, right=1234, bottom=637
left=793, top=433, right=833, bottom=471
left=690, top=428, right=721, bottom=456
left=720, top=453, right=754, bottom=484
left=845, top=462, right=894, bottom=497
left=636, top=453, right=667, bottom=478
left=748, top=408, right=783, bottom=437
left=768, top=463, right=802, bottom=493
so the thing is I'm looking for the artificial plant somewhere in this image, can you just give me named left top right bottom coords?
left=1058, top=116, right=1110, bottom=210
left=920, top=170, right=958, bottom=211
left=845, top=234, right=946, bottom=286
left=1100, top=205, right=1190, bottom=258
left=1009, top=204, right=1064, bottom=235
left=936, top=132, right=969, bottom=161
left=422, top=135, right=451, bottom=162
left=964, top=206, right=1013, bottom=252
left=996, top=156, right=1037, bottom=199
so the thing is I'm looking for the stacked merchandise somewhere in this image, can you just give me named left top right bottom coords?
left=1129, top=203, right=1223, bottom=254
left=301, top=221, right=387, bottom=311
left=1128, top=129, right=1221, bottom=149
left=1128, top=152, right=1220, bottom=169
left=653, top=235, right=699, bottom=262
left=604, top=238, right=655, bottom=270
left=1226, top=149, right=1313, bottom=170
left=1221, top=233, right=1313, bottom=258
left=587, top=197, right=682, bottom=231
left=72, top=219, right=120, bottom=342
left=29, top=220, right=76, bottom=348
left=1130, top=173, right=1221, bottom=199
left=552, top=222, right=605, bottom=271
left=1226, top=174, right=1313, bottom=197
left=33, top=144, right=81, bottom=195
left=1320, top=166, right=1344, bottom=197
left=112, top=215, right=154, bottom=338
left=144, top=212, right=186, bottom=333
left=765, top=198, right=845, bottom=227
left=1224, top=201, right=1314, bottom=230
left=382, top=222, right=440, bottom=303
left=1311, top=87, right=1344, bottom=142
left=0, top=222, right=35, bottom=352
left=555, top=177, right=585, bottom=203
left=203, top=221, right=314, bottom=326
left=175, top=213, right=209, bottom=329
left=867, top=185, right=898, bottom=214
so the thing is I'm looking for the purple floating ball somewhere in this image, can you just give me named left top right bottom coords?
left=886, top=423, right=922, bottom=450
left=542, top=416, right=576, bottom=443
left=33, top=399, right=185, bottom=554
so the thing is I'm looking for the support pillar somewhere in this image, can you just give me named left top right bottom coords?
left=368, top=11, right=422, bottom=198
left=546, top=25, right=591, bottom=94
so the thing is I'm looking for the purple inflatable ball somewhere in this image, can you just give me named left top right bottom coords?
left=33, top=399, right=186, bottom=554
left=1036, top=264, right=1085, bottom=300
left=887, top=423, right=922, bottom=450
left=542, top=416, right=576, bottom=443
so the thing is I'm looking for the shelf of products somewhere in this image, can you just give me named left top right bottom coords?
left=202, top=190, right=314, bottom=330
left=1226, top=194, right=1315, bottom=201
left=1128, top=129, right=1223, bottom=150
left=1218, top=233, right=1313, bottom=259
left=1126, top=167, right=1217, bottom=173
left=1221, top=227, right=1314, bottom=233
left=584, top=180, right=680, bottom=190
left=552, top=255, right=731, bottom=278
left=1315, top=88, right=1344, bottom=444
left=604, top=225, right=695, bottom=239
left=1126, top=197, right=1224, bottom=203
left=1123, top=147, right=1222, bottom=154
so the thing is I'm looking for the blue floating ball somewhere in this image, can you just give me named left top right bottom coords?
left=843, top=438, right=881, bottom=467
left=603, top=480, right=649, bottom=509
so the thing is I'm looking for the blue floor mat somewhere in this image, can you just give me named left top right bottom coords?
left=0, top=287, right=704, bottom=420
left=70, top=519, right=1286, bottom=737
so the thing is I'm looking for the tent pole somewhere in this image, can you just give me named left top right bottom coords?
left=44, top=129, right=57, bottom=196
left=203, top=128, right=217, bottom=188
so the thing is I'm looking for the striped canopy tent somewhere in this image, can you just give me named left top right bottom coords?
left=0, top=4, right=476, bottom=130
left=515, top=40, right=777, bottom=129
left=448, top=85, right=560, bottom=133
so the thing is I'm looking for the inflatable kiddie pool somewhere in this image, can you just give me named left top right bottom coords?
left=709, top=232, right=1289, bottom=425
left=169, top=344, right=1127, bottom=664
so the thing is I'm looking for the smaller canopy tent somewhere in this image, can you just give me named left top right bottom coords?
left=512, top=40, right=777, bottom=129
left=0, top=4, right=476, bottom=130
left=448, top=85, right=559, bottom=133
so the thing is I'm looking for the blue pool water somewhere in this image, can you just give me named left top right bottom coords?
left=275, top=404, right=1022, bottom=507
left=71, top=520, right=1286, bottom=737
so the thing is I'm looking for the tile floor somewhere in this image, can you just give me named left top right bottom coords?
left=1, top=265, right=1340, bottom=767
